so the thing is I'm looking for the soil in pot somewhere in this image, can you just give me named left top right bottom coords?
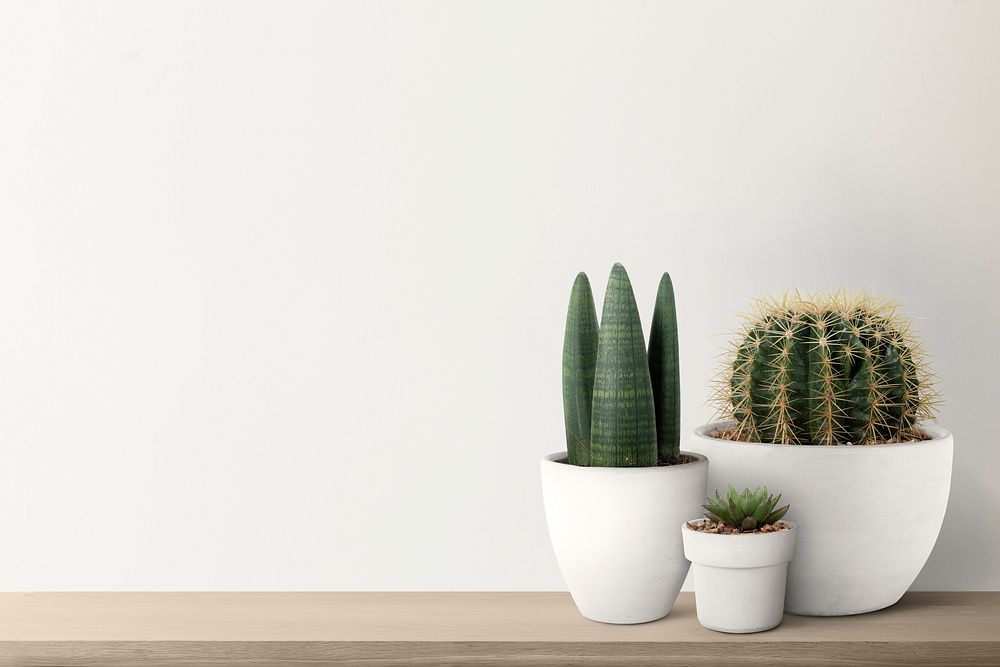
left=555, top=453, right=701, bottom=467
left=709, top=426, right=931, bottom=445
left=686, top=520, right=791, bottom=535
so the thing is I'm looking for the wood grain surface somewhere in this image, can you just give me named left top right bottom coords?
left=0, top=591, right=997, bottom=665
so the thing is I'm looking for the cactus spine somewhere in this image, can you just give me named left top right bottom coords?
left=648, top=273, right=681, bottom=463
left=715, top=292, right=937, bottom=445
left=590, top=264, right=658, bottom=466
left=561, top=273, right=599, bottom=465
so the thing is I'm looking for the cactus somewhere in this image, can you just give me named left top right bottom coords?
left=703, top=485, right=789, bottom=532
left=648, top=273, right=681, bottom=463
left=713, top=292, right=938, bottom=445
left=562, top=273, right=599, bottom=465
left=590, top=264, right=658, bottom=466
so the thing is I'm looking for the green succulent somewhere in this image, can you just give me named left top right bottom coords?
left=703, top=485, right=790, bottom=532
left=561, top=264, right=680, bottom=467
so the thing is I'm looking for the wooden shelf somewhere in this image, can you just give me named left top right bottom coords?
left=1, top=592, right=998, bottom=665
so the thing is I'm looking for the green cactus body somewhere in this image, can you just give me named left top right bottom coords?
left=648, top=273, right=681, bottom=463
left=561, top=273, right=599, bottom=465
left=720, top=294, right=935, bottom=445
left=590, top=264, right=658, bottom=466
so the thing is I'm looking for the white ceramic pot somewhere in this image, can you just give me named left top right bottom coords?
left=689, top=422, right=953, bottom=616
left=540, top=452, right=709, bottom=624
left=682, top=520, right=797, bottom=633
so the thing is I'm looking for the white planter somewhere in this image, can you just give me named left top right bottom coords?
left=540, top=452, right=709, bottom=624
left=682, top=520, right=797, bottom=633
left=689, top=422, right=953, bottom=616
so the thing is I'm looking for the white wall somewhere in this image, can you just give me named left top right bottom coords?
left=1, top=1, right=998, bottom=591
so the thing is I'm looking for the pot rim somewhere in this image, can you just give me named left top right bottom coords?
left=681, top=518, right=798, bottom=568
left=541, top=450, right=707, bottom=474
left=693, top=420, right=951, bottom=449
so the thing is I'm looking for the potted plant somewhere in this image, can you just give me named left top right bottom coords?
left=682, top=486, right=796, bottom=633
left=541, top=263, right=708, bottom=624
left=690, top=292, right=952, bottom=616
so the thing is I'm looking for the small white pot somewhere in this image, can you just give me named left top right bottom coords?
left=682, top=520, right=797, bottom=633
left=689, top=422, right=953, bottom=616
left=540, top=452, right=709, bottom=624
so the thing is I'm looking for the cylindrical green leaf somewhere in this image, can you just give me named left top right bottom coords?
left=590, top=264, right=657, bottom=467
left=649, top=272, right=681, bottom=463
left=561, top=273, right=598, bottom=466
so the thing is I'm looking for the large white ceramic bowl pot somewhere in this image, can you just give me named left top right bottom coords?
left=682, top=520, right=797, bottom=633
left=689, top=422, right=953, bottom=616
left=540, top=452, right=709, bottom=624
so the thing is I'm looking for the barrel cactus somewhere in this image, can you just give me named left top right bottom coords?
left=562, top=264, right=681, bottom=466
left=713, top=292, right=938, bottom=445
